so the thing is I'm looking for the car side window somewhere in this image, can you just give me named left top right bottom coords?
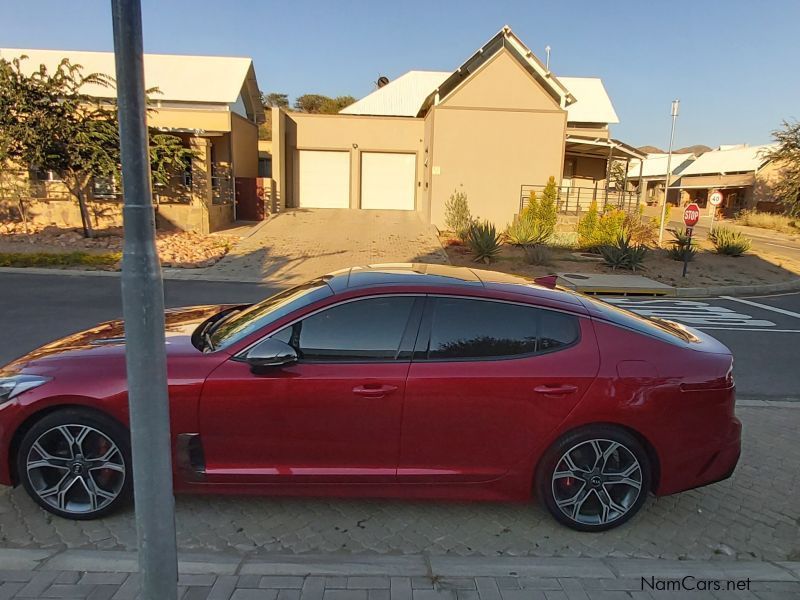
left=423, top=297, right=579, bottom=360
left=275, top=296, right=417, bottom=361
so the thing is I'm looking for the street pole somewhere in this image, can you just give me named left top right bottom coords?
left=658, top=99, right=680, bottom=246
left=682, top=226, right=693, bottom=277
left=111, top=2, right=178, bottom=599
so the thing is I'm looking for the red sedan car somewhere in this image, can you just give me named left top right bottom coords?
left=0, top=264, right=740, bottom=531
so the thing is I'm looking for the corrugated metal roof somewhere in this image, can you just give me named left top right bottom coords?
left=341, top=70, right=617, bottom=125
left=627, top=153, right=696, bottom=178
left=340, top=71, right=450, bottom=117
left=0, top=47, right=256, bottom=105
left=678, top=144, right=776, bottom=176
left=558, top=77, right=619, bottom=124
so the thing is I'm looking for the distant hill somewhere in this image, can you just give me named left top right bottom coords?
left=637, top=144, right=712, bottom=155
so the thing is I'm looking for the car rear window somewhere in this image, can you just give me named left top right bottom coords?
left=581, top=296, right=694, bottom=345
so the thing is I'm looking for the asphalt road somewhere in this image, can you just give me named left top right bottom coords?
left=1, top=271, right=799, bottom=399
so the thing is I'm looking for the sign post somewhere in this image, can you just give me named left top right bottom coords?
left=708, top=190, right=723, bottom=235
left=682, top=202, right=700, bottom=277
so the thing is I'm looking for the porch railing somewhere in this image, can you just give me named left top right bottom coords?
left=520, top=184, right=640, bottom=216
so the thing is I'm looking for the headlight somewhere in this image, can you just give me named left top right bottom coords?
left=0, top=374, right=51, bottom=404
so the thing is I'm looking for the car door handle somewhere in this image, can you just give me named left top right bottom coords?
left=352, top=384, right=398, bottom=398
left=534, top=384, right=578, bottom=396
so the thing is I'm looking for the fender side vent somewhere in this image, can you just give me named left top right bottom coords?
left=176, top=433, right=205, bottom=481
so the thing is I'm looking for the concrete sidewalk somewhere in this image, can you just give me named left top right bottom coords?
left=1, top=548, right=798, bottom=599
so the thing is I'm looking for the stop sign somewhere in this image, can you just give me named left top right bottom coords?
left=683, top=202, right=701, bottom=227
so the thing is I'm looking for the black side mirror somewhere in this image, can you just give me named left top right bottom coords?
left=244, top=338, right=298, bottom=371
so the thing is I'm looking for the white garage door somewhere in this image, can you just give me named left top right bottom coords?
left=296, top=150, right=350, bottom=208
left=360, top=152, right=416, bottom=210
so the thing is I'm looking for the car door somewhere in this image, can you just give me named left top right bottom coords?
left=199, top=294, right=423, bottom=484
left=399, top=296, right=600, bottom=483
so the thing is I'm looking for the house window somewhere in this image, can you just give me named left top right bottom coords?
left=92, top=175, right=120, bottom=199
left=29, top=168, right=62, bottom=182
left=258, top=156, right=272, bottom=178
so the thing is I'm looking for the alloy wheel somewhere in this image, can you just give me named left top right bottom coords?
left=551, top=438, right=642, bottom=526
left=25, top=424, right=126, bottom=515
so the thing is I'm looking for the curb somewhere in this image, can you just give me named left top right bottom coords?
left=3, top=266, right=800, bottom=298
left=0, top=548, right=797, bottom=581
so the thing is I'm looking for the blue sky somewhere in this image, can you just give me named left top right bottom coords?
left=4, top=0, right=798, bottom=148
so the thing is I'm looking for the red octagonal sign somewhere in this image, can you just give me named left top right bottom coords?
left=683, top=202, right=701, bottom=227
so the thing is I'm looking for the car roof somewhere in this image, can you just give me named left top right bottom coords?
left=323, top=263, right=584, bottom=307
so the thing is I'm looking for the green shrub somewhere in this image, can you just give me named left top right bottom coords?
left=577, top=200, right=600, bottom=248
left=444, top=189, right=473, bottom=240
left=466, top=220, right=502, bottom=263
left=624, top=205, right=657, bottom=246
left=666, top=227, right=697, bottom=262
left=522, top=190, right=539, bottom=222
left=538, top=176, right=559, bottom=234
left=709, top=226, right=751, bottom=256
left=505, top=214, right=551, bottom=246
left=523, top=243, right=552, bottom=266
left=599, top=230, right=648, bottom=271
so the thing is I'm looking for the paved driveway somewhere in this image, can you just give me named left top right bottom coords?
left=203, top=209, right=448, bottom=286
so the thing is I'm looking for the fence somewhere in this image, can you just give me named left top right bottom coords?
left=520, top=184, right=640, bottom=216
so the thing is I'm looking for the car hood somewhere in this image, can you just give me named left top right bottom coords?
left=3, top=304, right=239, bottom=371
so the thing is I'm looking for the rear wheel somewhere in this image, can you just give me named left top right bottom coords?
left=536, top=426, right=651, bottom=532
left=17, top=408, right=132, bottom=520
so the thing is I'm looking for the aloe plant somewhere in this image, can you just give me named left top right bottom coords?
left=467, top=220, right=502, bottom=263
left=599, top=230, right=648, bottom=271
left=709, top=226, right=751, bottom=256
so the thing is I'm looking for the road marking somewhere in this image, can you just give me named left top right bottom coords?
left=763, top=242, right=800, bottom=251
left=721, top=296, right=800, bottom=320
left=606, top=298, right=776, bottom=328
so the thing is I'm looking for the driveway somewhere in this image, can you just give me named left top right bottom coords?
left=203, top=209, right=449, bottom=286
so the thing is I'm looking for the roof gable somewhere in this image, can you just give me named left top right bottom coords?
left=418, top=26, right=574, bottom=116
left=0, top=47, right=265, bottom=122
left=439, top=48, right=562, bottom=111
left=340, top=71, right=449, bottom=117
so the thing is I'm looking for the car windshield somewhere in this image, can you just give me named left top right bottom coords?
left=208, top=277, right=333, bottom=351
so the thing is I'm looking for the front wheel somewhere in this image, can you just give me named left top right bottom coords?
left=17, top=408, right=132, bottom=520
left=536, top=426, right=651, bottom=532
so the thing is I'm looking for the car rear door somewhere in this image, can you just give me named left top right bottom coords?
left=199, top=295, right=424, bottom=484
left=399, top=296, right=600, bottom=483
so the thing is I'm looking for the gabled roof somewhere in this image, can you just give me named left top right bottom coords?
left=340, top=28, right=618, bottom=125
left=340, top=71, right=450, bottom=117
left=627, top=153, right=696, bottom=179
left=416, top=26, right=574, bottom=116
left=0, top=47, right=265, bottom=122
left=558, top=77, right=619, bottom=124
left=678, top=144, right=776, bottom=176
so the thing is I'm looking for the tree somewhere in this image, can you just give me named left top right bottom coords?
left=0, top=55, right=195, bottom=237
left=764, top=120, right=800, bottom=216
left=610, top=160, right=627, bottom=190
left=261, top=92, right=289, bottom=108
left=294, top=93, right=356, bottom=114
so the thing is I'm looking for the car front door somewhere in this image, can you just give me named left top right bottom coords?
left=199, top=295, right=423, bottom=484
left=399, top=296, right=600, bottom=483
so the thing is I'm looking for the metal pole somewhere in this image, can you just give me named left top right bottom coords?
left=658, top=99, right=680, bottom=246
left=111, top=2, right=178, bottom=599
left=682, top=226, right=693, bottom=277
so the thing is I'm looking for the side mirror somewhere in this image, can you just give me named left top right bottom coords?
left=244, top=338, right=298, bottom=370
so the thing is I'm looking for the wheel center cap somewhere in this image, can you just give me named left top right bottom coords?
left=71, top=462, right=85, bottom=476
left=590, top=475, right=602, bottom=487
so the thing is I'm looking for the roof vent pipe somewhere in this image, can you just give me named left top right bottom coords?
left=545, top=45, right=551, bottom=72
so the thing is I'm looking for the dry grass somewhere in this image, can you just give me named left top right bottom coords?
left=736, top=210, right=798, bottom=234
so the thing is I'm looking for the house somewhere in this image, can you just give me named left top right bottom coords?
left=269, top=26, right=644, bottom=229
left=671, top=144, right=779, bottom=215
left=0, top=48, right=264, bottom=233
left=626, top=153, right=696, bottom=206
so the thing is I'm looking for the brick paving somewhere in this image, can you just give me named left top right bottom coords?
left=1, top=405, right=798, bottom=564
left=189, top=209, right=449, bottom=285
left=0, top=549, right=798, bottom=599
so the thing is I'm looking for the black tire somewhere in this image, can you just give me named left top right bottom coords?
left=535, top=425, right=651, bottom=532
left=17, top=408, right=132, bottom=520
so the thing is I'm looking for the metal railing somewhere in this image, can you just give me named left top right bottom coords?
left=520, top=184, right=640, bottom=215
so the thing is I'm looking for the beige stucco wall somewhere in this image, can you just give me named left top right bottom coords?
left=148, top=107, right=232, bottom=133
left=429, top=47, right=567, bottom=228
left=283, top=112, right=425, bottom=210
left=231, top=113, right=259, bottom=178
left=566, top=125, right=610, bottom=139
